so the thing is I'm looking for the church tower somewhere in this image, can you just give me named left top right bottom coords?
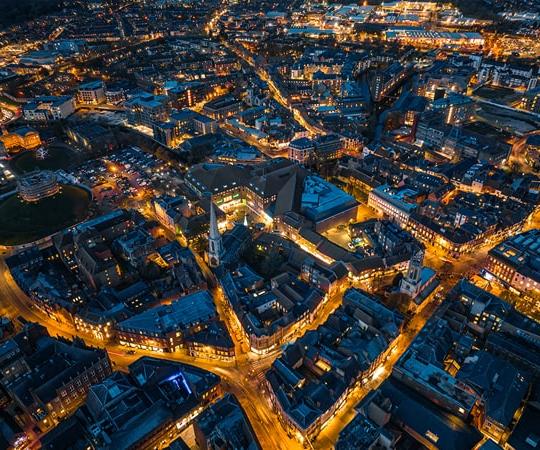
left=208, top=202, right=223, bottom=268
left=400, top=248, right=425, bottom=298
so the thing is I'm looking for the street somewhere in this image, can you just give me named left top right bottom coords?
left=0, top=241, right=443, bottom=450
left=3, top=201, right=536, bottom=448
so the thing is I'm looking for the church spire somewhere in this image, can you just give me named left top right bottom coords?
left=208, top=202, right=223, bottom=268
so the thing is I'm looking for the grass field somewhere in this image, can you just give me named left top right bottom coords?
left=0, top=185, right=91, bottom=246
left=10, top=146, right=76, bottom=174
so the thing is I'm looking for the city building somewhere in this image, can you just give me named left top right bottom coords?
left=211, top=145, right=265, bottom=165
left=426, top=279, right=540, bottom=380
left=399, top=190, right=531, bottom=258
left=385, top=29, right=484, bottom=49
left=368, top=184, right=420, bottom=227
left=153, top=195, right=191, bottom=234
left=288, top=137, right=314, bottom=164
left=54, top=209, right=135, bottom=271
left=113, top=228, right=155, bottom=268
left=0, top=127, right=41, bottom=154
left=360, top=379, right=482, bottom=450
left=456, top=351, right=528, bottom=441
left=116, top=290, right=234, bottom=359
left=152, top=120, right=181, bottom=147
left=193, top=113, right=219, bottom=135
left=0, top=323, right=112, bottom=432
left=266, top=288, right=401, bottom=439
left=398, top=247, right=437, bottom=303
left=371, top=63, right=409, bottom=102
left=313, top=134, right=344, bottom=163
left=73, top=229, right=123, bottom=290
left=478, top=60, right=538, bottom=91
left=186, top=159, right=358, bottom=233
left=76, top=80, right=106, bottom=105
left=17, top=170, right=61, bottom=202
left=520, top=88, right=540, bottom=113
left=429, top=93, right=475, bottom=125
left=524, top=134, right=540, bottom=169
left=125, top=93, right=170, bottom=128
left=300, top=257, right=348, bottom=294
left=40, top=358, right=221, bottom=450
left=194, top=394, right=261, bottom=450
left=202, top=95, right=243, bottom=120
left=485, top=229, right=540, bottom=299
left=65, top=123, right=115, bottom=153
left=19, top=50, right=60, bottom=66
left=336, top=413, right=393, bottom=450
left=207, top=202, right=223, bottom=268
left=393, top=318, right=478, bottom=419
left=221, top=265, right=325, bottom=353
left=105, top=84, right=127, bottom=104
left=22, top=96, right=75, bottom=122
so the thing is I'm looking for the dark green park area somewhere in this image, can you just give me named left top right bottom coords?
left=0, top=185, right=91, bottom=246
left=10, top=146, right=77, bottom=175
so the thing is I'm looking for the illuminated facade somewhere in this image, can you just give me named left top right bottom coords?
left=187, top=159, right=358, bottom=233
left=153, top=195, right=190, bottom=234
left=288, top=137, right=314, bottom=164
left=221, top=267, right=326, bottom=353
left=385, top=29, right=484, bottom=49
left=17, top=170, right=60, bottom=202
left=266, top=288, right=401, bottom=439
left=485, top=230, right=540, bottom=299
left=76, top=80, right=106, bottom=105
left=202, top=95, right=243, bottom=120
left=125, top=93, right=170, bottom=128
left=0, top=127, right=41, bottom=154
left=367, top=184, right=419, bottom=227
left=372, top=63, right=409, bottom=102
left=207, top=202, right=223, bottom=268
left=116, top=291, right=233, bottom=359
left=22, top=96, right=75, bottom=122
left=0, top=325, right=112, bottom=433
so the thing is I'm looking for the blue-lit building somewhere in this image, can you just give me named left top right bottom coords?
left=39, top=357, right=221, bottom=450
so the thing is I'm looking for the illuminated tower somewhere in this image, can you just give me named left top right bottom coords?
left=400, top=248, right=425, bottom=298
left=208, top=202, right=223, bottom=268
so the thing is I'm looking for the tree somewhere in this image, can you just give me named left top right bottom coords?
left=259, top=246, right=286, bottom=278
left=386, top=292, right=413, bottom=315
left=139, top=261, right=162, bottom=281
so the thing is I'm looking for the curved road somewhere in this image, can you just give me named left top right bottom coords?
left=0, top=249, right=445, bottom=449
left=0, top=257, right=301, bottom=450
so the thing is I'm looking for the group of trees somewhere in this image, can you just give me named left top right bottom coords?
left=1, top=0, right=63, bottom=27
left=242, top=243, right=286, bottom=279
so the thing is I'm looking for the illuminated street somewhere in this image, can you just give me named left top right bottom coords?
left=0, top=242, right=450, bottom=449
left=1, top=0, right=539, bottom=448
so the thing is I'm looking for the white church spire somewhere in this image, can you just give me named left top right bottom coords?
left=208, top=202, right=223, bottom=268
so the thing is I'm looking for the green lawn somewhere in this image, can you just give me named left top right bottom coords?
left=10, top=146, right=77, bottom=175
left=0, top=185, right=91, bottom=246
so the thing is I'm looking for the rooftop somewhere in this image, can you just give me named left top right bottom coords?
left=118, top=290, right=217, bottom=335
left=489, top=229, right=540, bottom=284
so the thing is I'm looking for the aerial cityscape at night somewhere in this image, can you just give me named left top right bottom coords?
left=0, top=0, right=539, bottom=448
